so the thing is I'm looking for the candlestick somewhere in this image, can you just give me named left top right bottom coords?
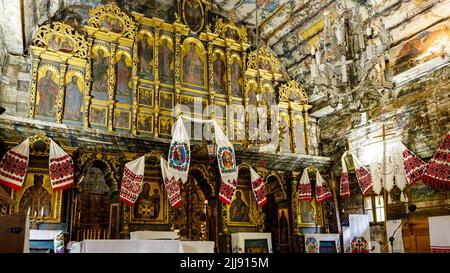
left=40, top=207, right=44, bottom=217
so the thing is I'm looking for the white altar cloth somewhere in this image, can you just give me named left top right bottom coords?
left=70, top=239, right=215, bottom=253
left=130, top=231, right=178, bottom=240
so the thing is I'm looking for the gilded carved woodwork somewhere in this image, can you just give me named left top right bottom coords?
left=28, top=2, right=312, bottom=156
left=87, top=2, right=136, bottom=40
left=213, top=13, right=248, bottom=44
left=32, top=22, right=89, bottom=59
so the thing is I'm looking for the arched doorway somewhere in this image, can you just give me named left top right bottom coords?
left=172, top=167, right=212, bottom=241
left=75, top=160, right=116, bottom=240
left=264, top=174, right=290, bottom=253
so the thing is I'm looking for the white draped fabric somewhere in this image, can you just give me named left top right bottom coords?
left=429, top=215, right=450, bottom=253
left=386, top=219, right=404, bottom=253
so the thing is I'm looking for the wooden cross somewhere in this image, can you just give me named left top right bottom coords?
left=373, top=123, right=397, bottom=253
left=334, top=55, right=353, bottom=82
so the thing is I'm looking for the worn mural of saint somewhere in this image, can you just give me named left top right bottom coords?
left=230, top=191, right=250, bottom=222
left=36, top=70, right=58, bottom=117
left=213, top=54, right=226, bottom=93
left=91, top=49, right=109, bottom=98
left=64, top=75, right=83, bottom=121
left=183, top=43, right=204, bottom=86
left=116, top=54, right=132, bottom=103
left=231, top=59, right=242, bottom=97
left=139, top=33, right=153, bottom=79
left=159, top=39, right=174, bottom=82
left=184, top=0, right=203, bottom=33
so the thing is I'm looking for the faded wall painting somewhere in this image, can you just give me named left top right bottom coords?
left=213, top=51, right=226, bottom=95
left=48, top=34, right=75, bottom=54
left=91, top=47, right=109, bottom=100
left=90, top=105, right=107, bottom=126
left=63, top=71, right=84, bottom=122
left=115, top=52, right=133, bottom=104
left=137, top=113, right=153, bottom=133
left=230, top=56, right=243, bottom=97
left=114, top=110, right=131, bottom=130
left=183, top=0, right=204, bottom=33
left=393, top=23, right=450, bottom=74
left=138, top=87, right=153, bottom=107
left=138, top=32, right=154, bottom=80
left=35, top=65, right=59, bottom=119
left=182, top=41, right=205, bottom=87
left=100, top=14, right=124, bottom=34
left=158, top=37, right=174, bottom=83
left=293, top=114, right=306, bottom=154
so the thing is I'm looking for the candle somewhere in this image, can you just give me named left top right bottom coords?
left=40, top=207, right=44, bottom=217
left=27, top=207, right=30, bottom=216
left=366, top=26, right=372, bottom=36
left=311, top=46, right=315, bottom=56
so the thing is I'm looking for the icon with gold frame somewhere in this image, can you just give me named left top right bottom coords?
left=226, top=188, right=256, bottom=227
left=297, top=198, right=318, bottom=227
left=11, top=169, right=62, bottom=223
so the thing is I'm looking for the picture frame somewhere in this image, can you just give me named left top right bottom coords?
left=11, top=169, right=63, bottom=223
left=297, top=198, right=317, bottom=227
left=226, top=188, right=256, bottom=227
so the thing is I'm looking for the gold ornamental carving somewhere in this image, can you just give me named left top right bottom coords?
left=87, top=2, right=136, bottom=40
left=247, top=46, right=281, bottom=74
left=213, top=12, right=248, bottom=44
left=279, top=80, right=308, bottom=105
left=32, top=22, right=89, bottom=59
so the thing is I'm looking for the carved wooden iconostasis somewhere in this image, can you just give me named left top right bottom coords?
left=27, top=1, right=313, bottom=156
left=14, top=0, right=329, bottom=249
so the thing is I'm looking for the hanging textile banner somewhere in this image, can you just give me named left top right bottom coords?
left=298, top=168, right=312, bottom=201
left=400, top=144, right=427, bottom=186
left=119, top=155, right=146, bottom=206
left=215, top=121, right=239, bottom=205
left=340, top=151, right=350, bottom=198
left=161, top=157, right=182, bottom=208
left=422, top=132, right=450, bottom=190
left=352, top=155, right=373, bottom=195
left=249, top=167, right=268, bottom=207
left=0, top=138, right=30, bottom=190
left=428, top=215, right=450, bottom=253
left=49, top=139, right=74, bottom=191
left=315, top=171, right=332, bottom=203
left=168, top=117, right=190, bottom=184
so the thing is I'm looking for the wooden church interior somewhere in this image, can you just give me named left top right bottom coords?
left=0, top=0, right=449, bottom=253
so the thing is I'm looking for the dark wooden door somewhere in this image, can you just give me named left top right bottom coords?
left=402, top=217, right=430, bottom=253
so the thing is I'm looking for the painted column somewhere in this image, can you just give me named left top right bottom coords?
left=28, top=57, right=40, bottom=118
left=131, top=33, right=139, bottom=135
left=56, top=63, right=68, bottom=123
left=153, top=28, right=160, bottom=138
left=107, top=42, right=117, bottom=132
left=83, top=37, right=93, bottom=128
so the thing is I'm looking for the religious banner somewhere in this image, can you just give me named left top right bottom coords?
left=422, top=132, right=450, bottom=190
left=352, top=155, right=373, bottom=195
left=0, top=138, right=30, bottom=190
left=168, top=117, right=190, bottom=183
left=400, top=144, right=427, bottom=186
left=340, top=151, right=350, bottom=198
left=215, top=121, right=238, bottom=205
left=119, top=156, right=146, bottom=206
left=49, top=139, right=74, bottom=191
left=315, top=171, right=332, bottom=203
left=298, top=168, right=312, bottom=201
left=249, top=167, right=268, bottom=207
left=161, top=157, right=182, bottom=208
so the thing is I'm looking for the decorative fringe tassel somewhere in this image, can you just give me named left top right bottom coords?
left=388, top=194, right=392, bottom=204
left=400, top=192, right=406, bottom=203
